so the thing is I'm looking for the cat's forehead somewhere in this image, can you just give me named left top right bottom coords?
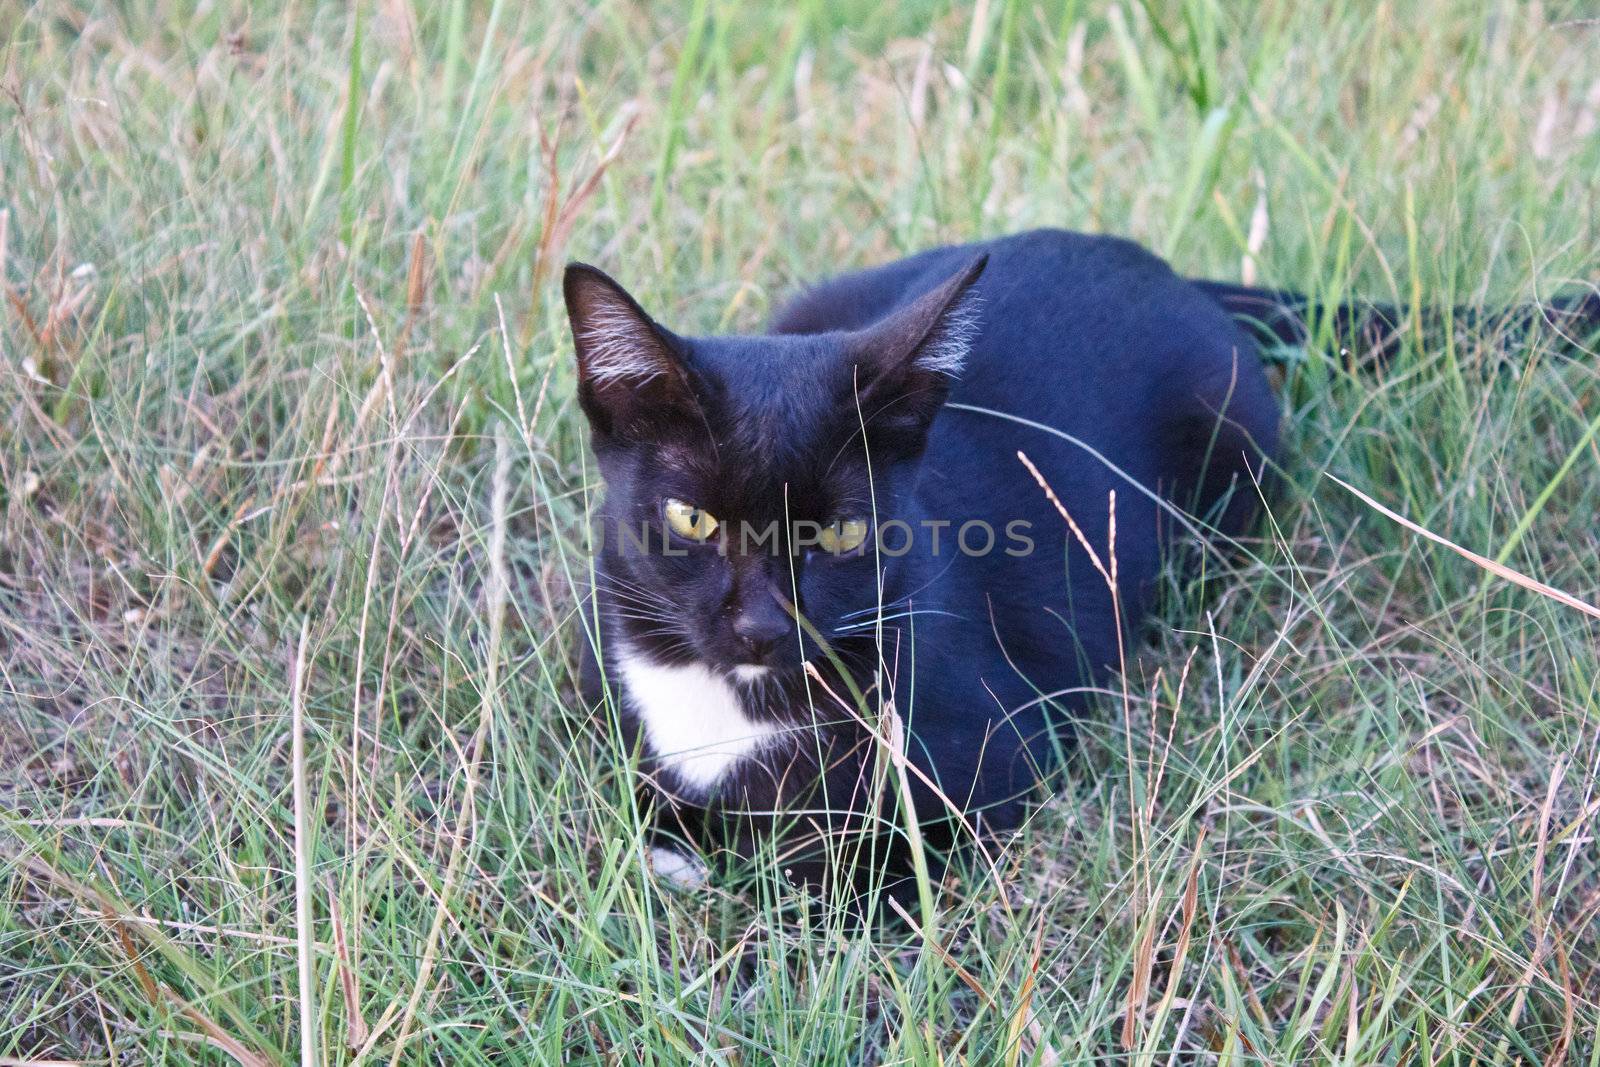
left=691, top=333, right=848, bottom=403
left=656, top=333, right=870, bottom=508
left=691, top=334, right=861, bottom=451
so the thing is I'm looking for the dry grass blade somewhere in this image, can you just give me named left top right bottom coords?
left=1155, top=827, right=1208, bottom=1013
left=1016, top=450, right=1110, bottom=585
left=548, top=107, right=639, bottom=262
left=112, top=917, right=163, bottom=1007
left=884, top=896, right=996, bottom=1009
left=0, top=204, right=73, bottom=449
left=528, top=104, right=640, bottom=311
left=1329, top=475, right=1600, bottom=621
left=393, top=229, right=431, bottom=365
left=327, top=878, right=369, bottom=1050
left=1003, top=924, right=1048, bottom=1067
left=291, top=619, right=317, bottom=1067
left=1124, top=908, right=1156, bottom=1050
left=166, top=1003, right=273, bottom=1067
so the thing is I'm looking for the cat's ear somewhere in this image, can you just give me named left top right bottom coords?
left=850, top=253, right=987, bottom=441
left=564, top=263, right=702, bottom=441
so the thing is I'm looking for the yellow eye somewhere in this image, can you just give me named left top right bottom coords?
left=663, top=498, right=720, bottom=541
left=816, top=518, right=869, bottom=554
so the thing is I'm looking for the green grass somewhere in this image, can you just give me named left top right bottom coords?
left=3, top=0, right=1599, bottom=1062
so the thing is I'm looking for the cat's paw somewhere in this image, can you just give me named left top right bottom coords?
left=649, top=846, right=708, bottom=890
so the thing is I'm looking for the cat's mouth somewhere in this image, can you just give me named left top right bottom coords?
left=730, top=664, right=772, bottom=683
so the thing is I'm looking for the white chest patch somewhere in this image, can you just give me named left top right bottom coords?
left=617, top=651, right=780, bottom=794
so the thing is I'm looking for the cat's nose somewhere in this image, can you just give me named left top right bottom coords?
left=732, top=603, right=790, bottom=661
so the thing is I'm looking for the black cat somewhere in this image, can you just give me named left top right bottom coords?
left=566, top=228, right=1283, bottom=898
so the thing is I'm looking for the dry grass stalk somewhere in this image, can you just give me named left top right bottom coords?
left=291, top=619, right=318, bottom=1067
left=1015, top=451, right=1150, bottom=1048
left=327, top=877, right=369, bottom=1050
left=1330, top=475, right=1600, bottom=621
left=526, top=104, right=640, bottom=334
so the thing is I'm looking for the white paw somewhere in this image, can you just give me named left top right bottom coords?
left=649, top=846, right=708, bottom=889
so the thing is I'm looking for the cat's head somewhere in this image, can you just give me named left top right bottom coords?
left=563, top=256, right=985, bottom=681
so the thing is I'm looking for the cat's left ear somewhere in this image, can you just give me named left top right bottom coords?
left=564, top=264, right=703, bottom=443
left=850, top=253, right=987, bottom=441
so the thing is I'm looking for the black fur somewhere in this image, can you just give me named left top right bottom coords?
left=566, top=229, right=1282, bottom=898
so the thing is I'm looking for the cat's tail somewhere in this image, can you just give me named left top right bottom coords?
left=1192, top=279, right=1600, bottom=368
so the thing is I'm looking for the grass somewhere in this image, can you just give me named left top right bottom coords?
left=3, top=0, right=1599, bottom=1061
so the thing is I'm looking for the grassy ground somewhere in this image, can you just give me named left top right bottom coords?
left=3, top=0, right=1599, bottom=1062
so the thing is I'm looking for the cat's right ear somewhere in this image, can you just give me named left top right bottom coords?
left=564, top=264, right=701, bottom=441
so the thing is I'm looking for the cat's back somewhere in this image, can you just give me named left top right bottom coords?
left=770, top=227, right=1270, bottom=449
left=771, top=228, right=1159, bottom=340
